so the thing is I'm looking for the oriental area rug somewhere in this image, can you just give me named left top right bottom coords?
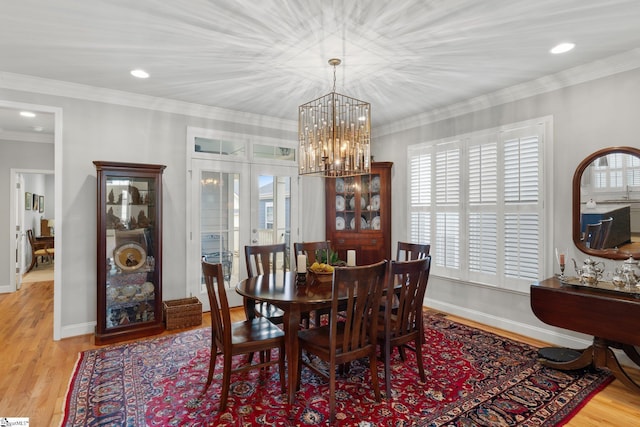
left=62, top=313, right=612, bottom=426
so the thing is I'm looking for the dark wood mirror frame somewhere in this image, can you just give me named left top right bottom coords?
left=572, top=146, right=640, bottom=260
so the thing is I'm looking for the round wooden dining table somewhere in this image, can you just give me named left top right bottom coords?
left=235, top=271, right=338, bottom=404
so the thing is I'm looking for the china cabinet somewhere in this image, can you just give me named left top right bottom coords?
left=94, top=161, right=166, bottom=345
left=325, top=162, right=392, bottom=265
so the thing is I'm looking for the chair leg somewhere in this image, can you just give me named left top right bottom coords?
left=278, top=343, right=286, bottom=394
left=369, top=352, right=381, bottom=402
left=415, top=337, right=426, bottom=382
left=219, top=355, right=232, bottom=412
left=384, top=340, right=392, bottom=395
left=203, top=345, right=218, bottom=393
left=329, top=361, right=337, bottom=424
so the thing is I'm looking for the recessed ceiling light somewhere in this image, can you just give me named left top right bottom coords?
left=550, top=43, right=575, bottom=54
left=33, top=126, right=44, bottom=132
left=20, top=111, right=36, bottom=118
left=130, top=69, right=150, bottom=79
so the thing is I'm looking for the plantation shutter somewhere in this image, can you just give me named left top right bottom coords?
left=434, top=145, right=460, bottom=269
left=409, top=151, right=432, bottom=244
left=407, top=118, right=547, bottom=291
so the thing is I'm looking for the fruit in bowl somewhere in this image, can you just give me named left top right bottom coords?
left=309, top=262, right=334, bottom=274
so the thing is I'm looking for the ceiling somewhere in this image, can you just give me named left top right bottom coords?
left=2, top=0, right=640, bottom=138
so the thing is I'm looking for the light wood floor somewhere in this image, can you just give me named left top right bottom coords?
left=2, top=279, right=640, bottom=426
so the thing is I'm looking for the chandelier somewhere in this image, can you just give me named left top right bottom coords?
left=298, top=58, right=371, bottom=177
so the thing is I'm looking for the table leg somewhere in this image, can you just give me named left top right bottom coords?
left=284, top=306, right=301, bottom=404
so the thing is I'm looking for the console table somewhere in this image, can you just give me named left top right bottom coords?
left=530, top=277, right=640, bottom=393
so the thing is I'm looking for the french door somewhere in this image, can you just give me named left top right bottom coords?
left=188, top=159, right=298, bottom=310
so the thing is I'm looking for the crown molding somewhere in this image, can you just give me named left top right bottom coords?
left=375, top=48, right=640, bottom=137
left=0, top=72, right=297, bottom=133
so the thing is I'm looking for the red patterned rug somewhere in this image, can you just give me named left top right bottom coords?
left=62, top=313, right=612, bottom=426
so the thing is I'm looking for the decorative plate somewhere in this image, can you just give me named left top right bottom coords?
left=371, top=176, right=381, bottom=192
left=349, top=196, right=366, bottom=210
left=371, top=194, right=380, bottom=210
left=371, top=216, right=381, bottom=230
left=336, top=195, right=345, bottom=211
left=350, top=216, right=369, bottom=230
left=335, top=178, right=345, bottom=193
left=336, top=216, right=345, bottom=230
left=113, top=242, right=147, bottom=272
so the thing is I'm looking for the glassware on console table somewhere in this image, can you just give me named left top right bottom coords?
left=555, top=248, right=567, bottom=280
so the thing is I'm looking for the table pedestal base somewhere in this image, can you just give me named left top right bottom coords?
left=538, top=337, right=640, bottom=393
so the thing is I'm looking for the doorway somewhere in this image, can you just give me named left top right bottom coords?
left=2, top=100, right=62, bottom=340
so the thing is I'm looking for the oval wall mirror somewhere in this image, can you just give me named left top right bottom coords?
left=572, top=146, right=640, bottom=260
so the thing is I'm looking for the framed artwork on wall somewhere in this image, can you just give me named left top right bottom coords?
left=39, top=195, right=44, bottom=213
left=25, top=192, right=32, bottom=210
left=32, top=194, right=39, bottom=212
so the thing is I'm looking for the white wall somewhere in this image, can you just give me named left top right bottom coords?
left=374, top=66, right=640, bottom=350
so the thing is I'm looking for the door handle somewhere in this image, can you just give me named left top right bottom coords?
left=252, top=239, right=258, bottom=243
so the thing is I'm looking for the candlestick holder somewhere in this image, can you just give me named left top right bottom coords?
left=555, top=248, right=568, bottom=280
left=296, top=272, right=307, bottom=285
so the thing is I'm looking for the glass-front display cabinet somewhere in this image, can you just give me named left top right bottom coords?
left=325, top=162, right=392, bottom=265
left=94, top=161, right=166, bottom=345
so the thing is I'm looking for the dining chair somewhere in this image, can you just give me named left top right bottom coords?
left=297, top=260, right=388, bottom=423
left=244, top=243, right=287, bottom=324
left=26, top=229, right=54, bottom=273
left=294, top=241, right=331, bottom=269
left=594, top=217, right=613, bottom=249
left=378, top=256, right=431, bottom=395
left=582, top=222, right=602, bottom=249
left=294, top=241, right=332, bottom=327
left=201, top=260, right=286, bottom=411
left=396, top=241, right=430, bottom=261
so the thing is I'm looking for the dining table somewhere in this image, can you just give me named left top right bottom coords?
left=236, top=271, right=337, bottom=404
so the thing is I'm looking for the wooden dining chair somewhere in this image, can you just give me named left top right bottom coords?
left=378, top=256, right=431, bottom=395
left=594, top=217, right=613, bottom=249
left=582, top=222, right=602, bottom=249
left=201, top=260, right=286, bottom=411
left=294, top=241, right=332, bottom=327
left=396, top=241, right=430, bottom=261
left=244, top=243, right=287, bottom=324
left=297, top=260, right=388, bottom=423
left=26, top=229, right=54, bottom=273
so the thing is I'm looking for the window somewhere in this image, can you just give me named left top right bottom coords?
left=408, top=119, right=549, bottom=292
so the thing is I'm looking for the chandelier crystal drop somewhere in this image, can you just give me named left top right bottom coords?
left=298, top=58, right=371, bottom=177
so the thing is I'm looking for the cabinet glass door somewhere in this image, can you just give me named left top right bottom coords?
left=104, top=176, right=158, bottom=330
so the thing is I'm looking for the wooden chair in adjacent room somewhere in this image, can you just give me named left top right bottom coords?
left=396, top=241, right=431, bottom=261
left=582, top=222, right=602, bottom=249
left=294, top=240, right=332, bottom=327
left=26, top=229, right=54, bottom=273
left=244, top=243, right=288, bottom=324
left=378, top=256, right=432, bottom=395
left=297, top=260, right=388, bottom=423
left=593, top=217, right=613, bottom=250
left=201, top=261, right=285, bottom=411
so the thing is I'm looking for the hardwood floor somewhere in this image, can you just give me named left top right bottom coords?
left=2, top=279, right=640, bottom=426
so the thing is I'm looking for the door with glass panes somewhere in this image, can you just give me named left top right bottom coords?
left=188, top=159, right=298, bottom=310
